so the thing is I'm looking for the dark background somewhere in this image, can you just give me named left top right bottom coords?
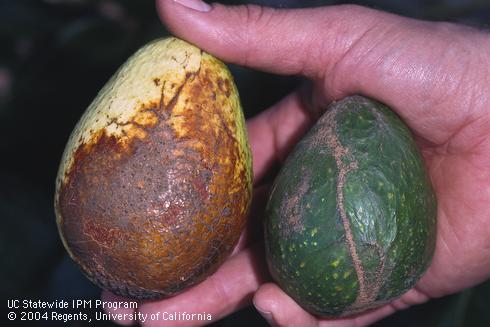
left=0, top=0, right=489, bottom=326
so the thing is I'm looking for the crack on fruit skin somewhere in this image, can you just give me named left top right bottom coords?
left=159, top=71, right=197, bottom=118
left=159, top=81, right=166, bottom=110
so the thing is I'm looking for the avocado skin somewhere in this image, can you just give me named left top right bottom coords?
left=54, top=37, right=252, bottom=300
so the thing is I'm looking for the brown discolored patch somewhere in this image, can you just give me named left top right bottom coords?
left=56, top=57, right=251, bottom=299
left=320, top=106, right=388, bottom=312
left=280, top=171, right=310, bottom=237
left=318, top=110, right=368, bottom=306
left=83, top=219, right=123, bottom=249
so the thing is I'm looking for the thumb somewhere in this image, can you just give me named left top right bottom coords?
left=157, top=0, right=486, bottom=147
left=156, top=0, right=396, bottom=80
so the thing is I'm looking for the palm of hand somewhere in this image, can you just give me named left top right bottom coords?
left=414, top=106, right=490, bottom=297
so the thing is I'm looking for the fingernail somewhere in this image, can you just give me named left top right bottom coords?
left=256, top=307, right=275, bottom=326
left=173, top=0, right=211, bottom=12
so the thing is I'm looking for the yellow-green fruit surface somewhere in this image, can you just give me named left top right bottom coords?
left=54, top=37, right=252, bottom=299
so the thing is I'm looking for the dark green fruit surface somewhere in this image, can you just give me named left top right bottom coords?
left=264, top=96, right=437, bottom=317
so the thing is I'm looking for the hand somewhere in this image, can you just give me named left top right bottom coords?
left=103, top=1, right=490, bottom=326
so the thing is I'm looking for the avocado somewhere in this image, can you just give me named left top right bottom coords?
left=54, top=37, right=252, bottom=299
left=265, top=96, right=436, bottom=316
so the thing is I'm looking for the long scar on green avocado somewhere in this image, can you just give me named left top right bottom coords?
left=323, top=108, right=385, bottom=309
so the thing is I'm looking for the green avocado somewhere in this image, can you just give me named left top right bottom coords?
left=264, top=95, right=437, bottom=316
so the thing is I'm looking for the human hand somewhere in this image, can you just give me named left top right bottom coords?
left=103, top=0, right=490, bottom=326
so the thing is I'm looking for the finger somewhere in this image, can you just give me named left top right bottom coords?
left=137, top=243, right=269, bottom=327
left=253, top=283, right=318, bottom=327
left=246, top=89, right=316, bottom=183
left=254, top=283, right=432, bottom=327
left=321, top=306, right=396, bottom=327
left=158, top=0, right=486, bottom=145
left=253, top=283, right=391, bottom=327
left=157, top=0, right=384, bottom=79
